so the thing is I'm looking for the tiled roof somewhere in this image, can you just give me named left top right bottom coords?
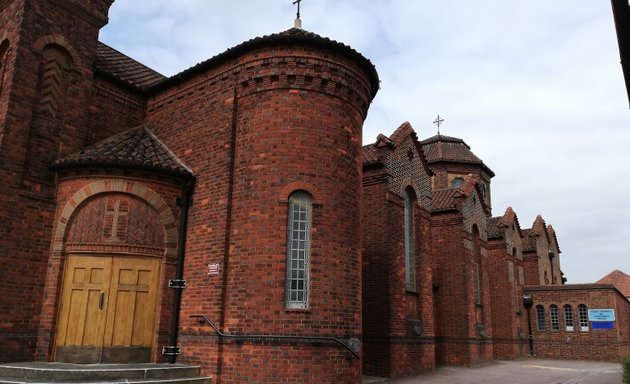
left=95, top=42, right=166, bottom=89
left=52, top=126, right=194, bottom=177
left=430, top=188, right=459, bottom=212
left=419, top=134, right=495, bottom=177
left=419, top=135, right=481, bottom=163
left=487, top=217, right=503, bottom=239
left=154, top=28, right=380, bottom=98
left=596, top=270, right=630, bottom=297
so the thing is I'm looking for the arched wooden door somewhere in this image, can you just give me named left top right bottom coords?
left=55, top=254, right=161, bottom=363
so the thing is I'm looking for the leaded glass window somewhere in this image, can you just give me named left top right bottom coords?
left=550, top=305, right=559, bottom=331
left=404, top=187, right=416, bottom=291
left=564, top=304, right=574, bottom=331
left=536, top=305, right=545, bottom=331
left=578, top=304, right=589, bottom=332
left=285, top=191, right=312, bottom=309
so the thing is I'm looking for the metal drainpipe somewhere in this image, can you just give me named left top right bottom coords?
left=165, top=176, right=195, bottom=363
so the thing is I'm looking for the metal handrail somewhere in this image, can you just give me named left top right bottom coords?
left=190, top=314, right=360, bottom=359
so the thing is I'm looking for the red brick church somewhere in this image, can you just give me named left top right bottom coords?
left=1, top=1, right=628, bottom=383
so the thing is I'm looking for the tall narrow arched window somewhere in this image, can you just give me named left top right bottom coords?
left=578, top=304, right=589, bottom=332
left=285, top=191, right=312, bottom=309
left=550, top=305, right=559, bottom=331
left=404, top=187, right=416, bottom=292
left=536, top=305, right=545, bottom=331
left=472, top=225, right=481, bottom=305
left=564, top=304, right=574, bottom=331
left=0, top=40, right=10, bottom=99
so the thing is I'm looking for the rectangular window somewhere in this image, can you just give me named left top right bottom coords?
left=550, top=305, right=559, bottom=331
left=285, top=192, right=311, bottom=309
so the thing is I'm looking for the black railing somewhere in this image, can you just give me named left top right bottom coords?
left=190, top=314, right=360, bottom=359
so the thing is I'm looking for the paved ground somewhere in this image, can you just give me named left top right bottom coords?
left=363, top=359, right=622, bottom=384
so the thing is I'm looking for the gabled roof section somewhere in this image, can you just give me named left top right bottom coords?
left=546, top=225, right=561, bottom=254
left=487, top=217, right=503, bottom=239
left=430, top=174, right=489, bottom=214
left=362, top=122, right=433, bottom=175
left=522, top=215, right=551, bottom=252
left=597, top=270, right=630, bottom=297
left=52, top=126, right=194, bottom=178
left=419, top=134, right=495, bottom=177
left=521, top=229, right=536, bottom=252
left=95, top=42, right=166, bottom=90
left=362, top=134, right=394, bottom=168
left=430, top=188, right=459, bottom=212
left=151, top=28, right=379, bottom=98
left=489, top=207, right=523, bottom=240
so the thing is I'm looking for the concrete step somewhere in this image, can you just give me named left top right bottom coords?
left=0, top=363, right=211, bottom=384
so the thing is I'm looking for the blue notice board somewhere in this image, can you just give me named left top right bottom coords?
left=588, top=309, right=615, bottom=322
left=592, top=321, right=614, bottom=329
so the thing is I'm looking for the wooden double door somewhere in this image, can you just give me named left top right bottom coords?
left=55, top=255, right=161, bottom=363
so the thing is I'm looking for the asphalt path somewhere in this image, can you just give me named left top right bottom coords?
left=363, top=359, right=622, bottom=384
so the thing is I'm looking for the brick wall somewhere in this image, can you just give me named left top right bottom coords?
left=361, top=129, right=436, bottom=378
left=524, top=285, right=630, bottom=361
left=487, top=212, right=528, bottom=359
left=0, top=0, right=114, bottom=362
left=431, top=186, right=494, bottom=366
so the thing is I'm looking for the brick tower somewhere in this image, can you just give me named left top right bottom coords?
left=0, top=0, right=114, bottom=361
left=140, top=28, right=379, bottom=383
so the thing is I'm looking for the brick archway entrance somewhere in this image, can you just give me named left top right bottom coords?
left=41, top=179, right=179, bottom=363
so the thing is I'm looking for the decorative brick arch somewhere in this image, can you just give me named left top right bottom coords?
left=51, top=179, right=178, bottom=260
left=33, top=34, right=81, bottom=68
left=280, top=181, right=322, bottom=205
left=400, top=177, right=419, bottom=201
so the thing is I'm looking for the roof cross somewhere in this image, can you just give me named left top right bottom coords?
left=433, top=114, right=444, bottom=135
left=293, top=0, right=303, bottom=28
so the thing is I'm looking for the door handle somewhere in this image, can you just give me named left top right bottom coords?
left=99, top=292, right=105, bottom=310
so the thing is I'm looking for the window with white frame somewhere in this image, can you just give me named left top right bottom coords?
left=578, top=304, right=589, bottom=332
left=564, top=304, right=574, bottom=331
left=285, top=191, right=312, bottom=309
left=404, top=187, right=416, bottom=292
left=550, top=305, right=559, bottom=331
left=536, top=305, right=545, bottom=331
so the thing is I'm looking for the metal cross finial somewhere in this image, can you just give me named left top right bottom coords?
left=293, top=0, right=302, bottom=19
left=433, top=114, right=444, bottom=135
left=292, top=0, right=303, bottom=28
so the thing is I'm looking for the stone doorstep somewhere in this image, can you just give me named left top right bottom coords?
left=0, top=378, right=211, bottom=384
left=0, top=363, right=211, bottom=384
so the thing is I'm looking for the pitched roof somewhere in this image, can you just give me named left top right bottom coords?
left=419, top=134, right=495, bottom=177
left=487, top=217, right=503, bottom=239
left=596, top=270, right=630, bottom=297
left=362, top=122, right=433, bottom=175
left=488, top=207, right=523, bottom=240
left=430, top=188, right=459, bottom=212
left=52, top=126, right=194, bottom=178
left=95, top=42, right=166, bottom=90
left=430, top=173, right=489, bottom=214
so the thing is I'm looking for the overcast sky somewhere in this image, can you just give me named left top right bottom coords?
left=100, top=1, right=630, bottom=284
